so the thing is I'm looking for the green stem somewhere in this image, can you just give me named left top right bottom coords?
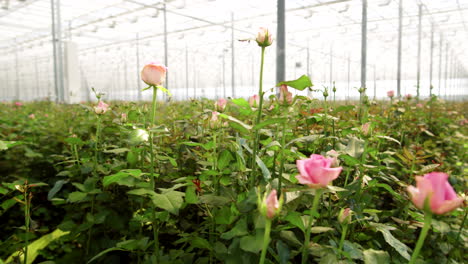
left=94, top=115, right=101, bottom=172
left=409, top=212, right=432, bottom=264
left=302, top=189, right=323, bottom=264
left=278, top=121, right=286, bottom=197
left=250, top=46, right=266, bottom=188
left=23, top=187, right=29, bottom=264
left=338, top=224, right=349, bottom=259
left=259, top=219, right=272, bottom=264
left=149, top=86, right=159, bottom=262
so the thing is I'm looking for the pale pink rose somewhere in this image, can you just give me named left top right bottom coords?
left=362, top=122, right=370, bottom=136
left=94, top=101, right=109, bottom=114
left=121, top=113, right=127, bottom=121
left=265, top=189, right=280, bottom=219
left=15, top=102, right=23, bottom=106
left=405, top=94, right=412, bottom=100
left=387, top=90, right=395, bottom=98
left=296, top=154, right=342, bottom=188
left=210, top=111, right=220, bottom=128
left=141, top=62, right=167, bottom=86
left=279, top=84, right=293, bottom=105
left=215, top=98, right=227, bottom=112
left=338, top=208, right=352, bottom=224
left=416, top=103, right=423, bottom=108
left=407, top=172, right=464, bottom=215
left=28, top=114, right=35, bottom=119
left=256, top=27, right=273, bottom=47
left=248, top=94, right=260, bottom=108
left=44, top=114, right=49, bottom=117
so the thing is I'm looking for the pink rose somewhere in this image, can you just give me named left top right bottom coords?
left=296, top=154, right=342, bottom=188
left=215, top=98, right=227, bottom=112
left=387, top=90, right=395, bottom=98
left=28, top=114, right=35, bottom=119
left=210, top=111, right=220, bottom=128
left=15, top=102, right=23, bottom=106
left=362, top=122, right=370, bottom=136
left=407, top=172, right=464, bottom=215
left=416, top=103, right=423, bottom=108
left=248, top=94, right=260, bottom=108
left=279, top=84, right=293, bottom=105
left=405, top=94, right=412, bottom=100
left=256, top=27, right=273, bottom=47
left=259, top=189, right=282, bottom=219
left=338, top=208, right=352, bottom=224
left=265, top=189, right=280, bottom=219
left=141, top=62, right=167, bottom=86
left=94, top=101, right=109, bottom=114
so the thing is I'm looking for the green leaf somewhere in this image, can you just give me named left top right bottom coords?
left=376, top=135, right=401, bottom=145
left=253, top=118, right=287, bottom=130
left=68, top=192, right=87, bottom=203
left=190, top=237, right=212, bottom=250
left=285, top=135, right=322, bottom=147
left=128, top=188, right=157, bottom=197
left=231, top=98, right=251, bottom=108
left=219, top=113, right=252, bottom=131
left=64, top=137, right=84, bottom=146
left=103, top=169, right=142, bottom=187
left=285, top=212, right=305, bottom=232
left=221, top=218, right=248, bottom=240
left=276, top=75, right=313, bottom=91
left=370, top=223, right=411, bottom=260
left=256, top=156, right=271, bottom=180
left=103, top=148, right=130, bottom=154
left=152, top=190, right=184, bottom=215
left=276, top=240, right=291, bottom=264
left=185, top=186, right=198, bottom=204
left=6, top=229, right=70, bottom=264
left=0, top=140, right=23, bottom=151
left=310, top=226, right=334, bottom=234
left=334, top=105, right=355, bottom=113
left=48, top=180, right=68, bottom=200
left=363, top=249, right=390, bottom=264
left=199, top=194, right=231, bottom=206
left=87, top=247, right=127, bottom=263
left=239, top=232, right=264, bottom=253
left=218, top=150, right=234, bottom=170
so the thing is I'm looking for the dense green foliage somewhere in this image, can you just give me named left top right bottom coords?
left=0, top=96, right=466, bottom=264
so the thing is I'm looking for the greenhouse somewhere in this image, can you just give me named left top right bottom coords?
left=0, top=0, right=467, bottom=263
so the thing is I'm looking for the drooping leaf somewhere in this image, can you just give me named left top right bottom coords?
left=152, top=190, right=184, bottom=215
left=363, top=249, right=390, bottom=264
left=221, top=218, right=248, bottom=240
left=370, top=223, right=411, bottom=260
left=48, top=180, right=68, bottom=200
left=68, top=191, right=87, bottom=203
left=276, top=75, right=313, bottom=91
left=103, top=169, right=142, bottom=187
left=253, top=118, right=287, bottom=130
left=6, top=229, right=70, bottom=264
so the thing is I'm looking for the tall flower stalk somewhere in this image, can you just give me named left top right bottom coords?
left=141, top=62, right=167, bottom=262
left=250, top=27, right=272, bottom=188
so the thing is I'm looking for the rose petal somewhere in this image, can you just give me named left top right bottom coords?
left=433, top=198, right=464, bottom=215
